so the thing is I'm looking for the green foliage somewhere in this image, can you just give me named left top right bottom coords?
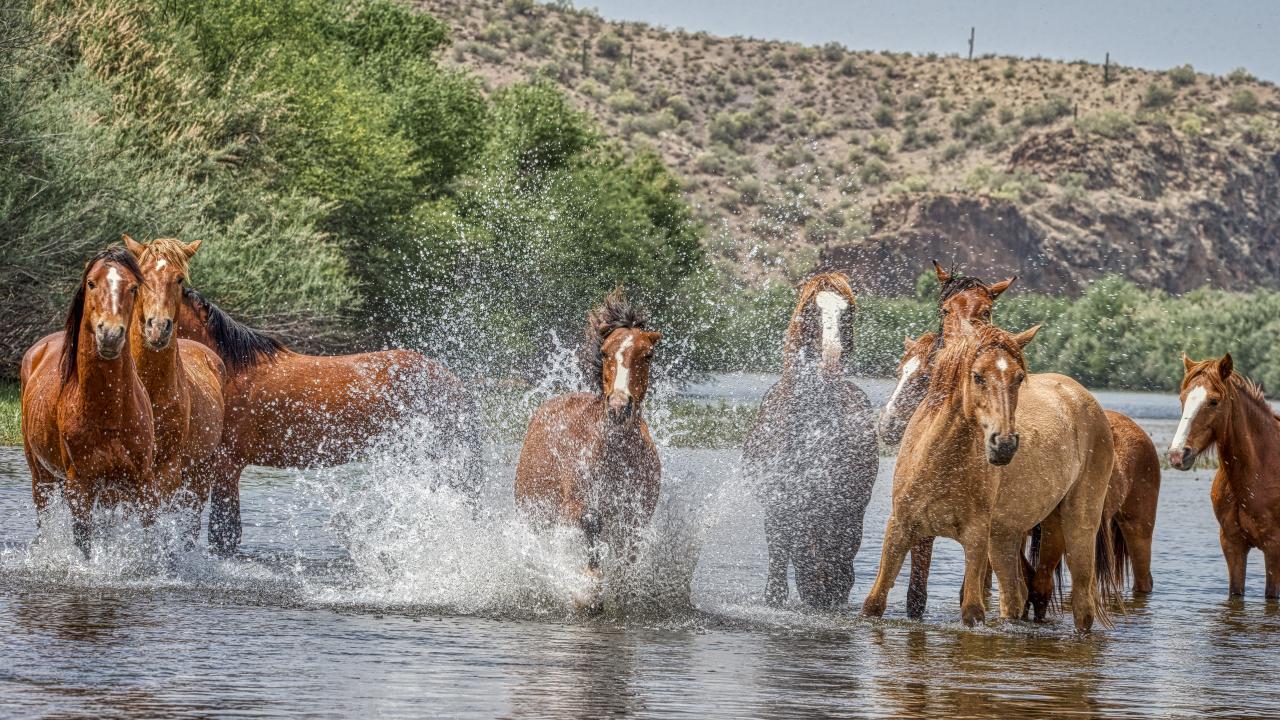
left=1021, top=95, right=1071, bottom=126
left=0, top=381, right=17, bottom=445
left=1166, top=64, right=1196, bottom=87
left=596, top=32, right=623, bottom=59
left=1227, top=89, right=1259, bottom=114
left=1140, top=82, right=1177, bottom=109
left=1077, top=110, right=1135, bottom=139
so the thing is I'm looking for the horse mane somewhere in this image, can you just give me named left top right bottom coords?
left=182, top=288, right=287, bottom=371
left=60, top=247, right=145, bottom=385
left=937, top=268, right=995, bottom=325
left=1184, top=361, right=1280, bottom=422
left=578, top=287, right=648, bottom=394
left=926, top=324, right=1027, bottom=403
left=783, top=272, right=857, bottom=367
left=138, top=237, right=192, bottom=280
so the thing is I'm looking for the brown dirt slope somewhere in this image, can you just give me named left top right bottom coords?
left=419, top=0, right=1280, bottom=295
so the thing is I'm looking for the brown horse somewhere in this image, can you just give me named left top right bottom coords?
left=122, top=236, right=225, bottom=541
left=1169, top=353, right=1280, bottom=598
left=169, top=266, right=482, bottom=554
left=863, top=324, right=1115, bottom=631
left=514, top=289, right=662, bottom=608
left=742, top=272, right=877, bottom=607
left=20, top=248, right=156, bottom=556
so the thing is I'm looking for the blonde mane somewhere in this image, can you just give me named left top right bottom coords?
left=138, top=237, right=193, bottom=281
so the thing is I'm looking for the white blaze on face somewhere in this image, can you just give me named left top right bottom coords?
left=996, top=357, right=1009, bottom=372
left=1170, top=385, right=1208, bottom=452
left=885, top=355, right=922, bottom=415
left=611, top=335, right=635, bottom=397
left=106, top=266, right=123, bottom=316
left=815, top=290, right=848, bottom=367
left=156, top=258, right=167, bottom=270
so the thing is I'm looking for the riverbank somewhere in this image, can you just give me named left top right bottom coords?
left=0, top=382, right=17, bottom=446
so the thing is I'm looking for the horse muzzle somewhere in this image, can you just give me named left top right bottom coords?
left=877, top=409, right=907, bottom=445
left=1168, top=446, right=1197, bottom=471
left=606, top=392, right=635, bottom=421
left=144, top=317, right=174, bottom=350
left=95, top=324, right=127, bottom=359
left=986, top=432, right=1020, bottom=466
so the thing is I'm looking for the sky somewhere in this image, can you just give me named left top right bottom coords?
left=580, top=0, right=1278, bottom=82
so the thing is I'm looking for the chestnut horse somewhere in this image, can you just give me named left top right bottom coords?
left=863, top=324, right=1115, bottom=631
left=168, top=261, right=482, bottom=554
left=124, top=236, right=226, bottom=541
left=1168, top=353, right=1280, bottom=598
left=514, top=289, right=662, bottom=608
left=20, top=248, right=155, bottom=556
left=742, top=272, right=877, bottom=607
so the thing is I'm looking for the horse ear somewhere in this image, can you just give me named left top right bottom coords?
left=1012, top=324, right=1041, bottom=349
left=932, top=260, right=950, bottom=284
left=1219, top=353, right=1234, bottom=379
left=903, top=335, right=915, bottom=351
left=183, top=239, right=203, bottom=258
left=988, top=276, right=1017, bottom=298
left=1182, top=353, right=1195, bottom=371
left=647, top=331, right=663, bottom=344
left=123, top=234, right=145, bottom=258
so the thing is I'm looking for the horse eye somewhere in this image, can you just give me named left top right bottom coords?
left=87, top=281, right=96, bottom=289
left=1209, top=400, right=1219, bottom=407
left=972, top=372, right=985, bottom=386
left=130, top=286, right=138, bottom=295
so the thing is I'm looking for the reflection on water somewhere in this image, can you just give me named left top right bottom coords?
left=2, top=408, right=1280, bottom=717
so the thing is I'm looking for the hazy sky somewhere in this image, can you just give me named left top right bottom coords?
left=581, top=0, right=1278, bottom=82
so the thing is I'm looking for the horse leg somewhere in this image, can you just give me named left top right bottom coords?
left=1264, top=547, right=1280, bottom=601
left=862, top=516, right=912, bottom=618
left=25, top=445, right=58, bottom=524
left=578, top=510, right=605, bottom=615
left=833, top=513, right=863, bottom=607
left=207, top=453, right=244, bottom=556
left=1028, top=512, right=1066, bottom=622
left=906, top=537, right=934, bottom=620
left=958, top=525, right=991, bottom=627
left=1220, top=530, right=1249, bottom=597
left=63, top=467, right=94, bottom=559
left=1117, top=513, right=1154, bottom=594
left=989, top=529, right=1028, bottom=621
left=763, top=509, right=790, bottom=606
left=1058, top=506, right=1103, bottom=633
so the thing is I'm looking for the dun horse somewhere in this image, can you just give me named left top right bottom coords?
left=20, top=248, right=155, bottom=555
left=863, top=323, right=1115, bottom=631
left=124, top=237, right=225, bottom=542
left=514, top=289, right=662, bottom=609
left=168, top=248, right=482, bottom=554
left=881, top=264, right=1158, bottom=618
left=742, top=272, right=877, bottom=607
left=1169, top=353, right=1280, bottom=598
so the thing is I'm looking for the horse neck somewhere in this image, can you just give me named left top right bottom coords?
left=176, top=295, right=216, bottom=353
left=71, top=313, right=139, bottom=420
left=909, top=384, right=982, bottom=468
left=130, top=315, right=185, bottom=398
left=1216, top=388, right=1280, bottom=493
left=783, top=344, right=843, bottom=382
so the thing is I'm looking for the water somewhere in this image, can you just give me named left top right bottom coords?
left=2, top=380, right=1280, bottom=718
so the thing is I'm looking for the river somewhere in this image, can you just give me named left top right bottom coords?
left=1, top=376, right=1277, bottom=718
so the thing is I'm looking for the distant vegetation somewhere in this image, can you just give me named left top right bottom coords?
left=0, top=0, right=702, bottom=376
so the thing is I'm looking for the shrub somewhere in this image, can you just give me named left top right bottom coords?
left=1140, top=82, right=1177, bottom=109
left=1167, top=64, right=1196, bottom=87
left=1077, top=110, right=1134, bottom=139
left=873, top=103, right=896, bottom=127
left=858, top=157, right=891, bottom=185
left=1227, top=89, right=1259, bottom=114
left=1227, top=67, right=1256, bottom=84
left=1021, top=95, right=1071, bottom=126
left=596, top=32, right=623, bottom=59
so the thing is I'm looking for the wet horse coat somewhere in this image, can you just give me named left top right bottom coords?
left=20, top=248, right=156, bottom=555
left=514, top=289, right=662, bottom=603
left=743, top=272, right=877, bottom=607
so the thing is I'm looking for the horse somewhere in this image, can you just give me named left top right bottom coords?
left=742, top=272, right=877, bottom=607
left=20, top=247, right=156, bottom=556
left=122, top=236, right=225, bottom=542
left=1168, top=353, right=1280, bottom=598
left=168, top=258, right=482, bottom=555
left=513, top=288, right=662, bottom=609
left=862, top=323, right=1115, bottom=631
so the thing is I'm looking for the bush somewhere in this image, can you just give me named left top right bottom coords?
left=1227, top=89, right=1259, bottom=114
left=1021, top=95, right=1071, bottom=126
left=858, top=158, right=891, bottom=186
left=1167, top=64, right=1196, bottom=87
left=1077, top=110, right=1134, bottom=139
left=873, top=103, right=896, bottom=127
left=1227, top=67, right=1256, bottom=84
left=596, top=32, right=623, bottom=59
left=1141, top=82, right=1177, bottom=109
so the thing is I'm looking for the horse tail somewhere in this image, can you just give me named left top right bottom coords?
left=1092, top=515, right=1123, bottom=628
left=1106, top=514, right=1132, bottom=592
left=1025, top=523, right=1065, bottom=617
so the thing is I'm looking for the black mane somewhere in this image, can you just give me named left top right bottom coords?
left=183, top=288, right=287, bottom=371
left=577, top=287, right=649, bottom=393
left=60, top=247, right=145, bottom=384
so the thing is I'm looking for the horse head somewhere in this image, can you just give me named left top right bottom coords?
left=125, top=235, right=202, bottom=351
left=934, top=260, right=1015, bottom=336
left=60, top=247, right=145, bottom=382
left=580, top=288, right=661, bottom=423
left=879, top=332, right=938, bottom=444
left=784, top=271, right=857, bottom=375
left=930, top=323, right=1039, bottom=466
left=1169, top=352, right=1236, bottom=470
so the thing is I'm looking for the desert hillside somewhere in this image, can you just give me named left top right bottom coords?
left=420, top=0, right=1280, bottom=295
